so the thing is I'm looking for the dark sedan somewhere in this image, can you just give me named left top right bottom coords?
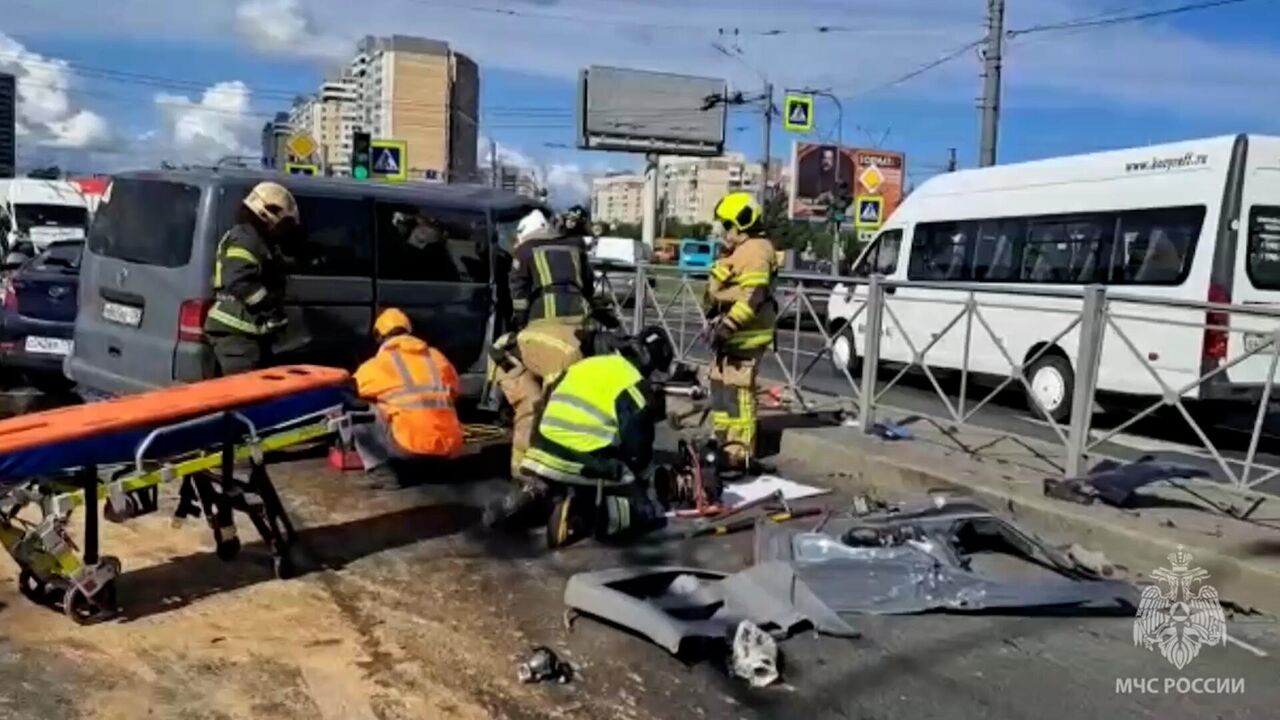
left=0, top=240, right=81, bottom=392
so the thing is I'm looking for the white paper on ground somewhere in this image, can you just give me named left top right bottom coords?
left=721, top=475, right=830, bottom=507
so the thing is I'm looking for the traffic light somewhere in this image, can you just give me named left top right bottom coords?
left=351, top=131, right=371, bottom=180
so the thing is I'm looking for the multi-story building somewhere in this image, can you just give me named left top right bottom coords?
left=591, top=173, right=645, bottom=227
left=659, top=152, right=763, bottom=225
left=281, top=35, right=479, bottom=181
left=348, top=35, right=479, bottom=182
left=0, top=73, right=14, bottom=179
left=260, top=112, right=293, bottom=170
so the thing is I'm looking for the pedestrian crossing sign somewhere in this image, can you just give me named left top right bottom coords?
left=854, top=195, right=884, bottom=229
left=783, top=94, right=814, bottom=133
left=370, top=139, right=408, bottom=182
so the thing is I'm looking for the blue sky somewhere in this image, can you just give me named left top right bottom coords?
left=2, top=0, right=1279, bottom=201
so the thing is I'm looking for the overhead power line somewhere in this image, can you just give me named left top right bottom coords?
left=1006, top=0, right=1253, bottom=38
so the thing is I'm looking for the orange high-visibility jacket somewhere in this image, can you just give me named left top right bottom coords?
left=354, top=334, right=464, bottom=458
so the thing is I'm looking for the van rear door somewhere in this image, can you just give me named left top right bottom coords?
left=1227, top=136, right=1280, bottom=393
left=69, top=177, right=207, bottom=394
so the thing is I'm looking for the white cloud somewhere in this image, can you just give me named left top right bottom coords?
left=0, top=33, right=113, bottom=150
left=234, top=0, right=349, bottom=60
left=154, top=81, right=258, bottom=165
left=545, top=163, right=592, bottom=204
left=482, top=136, right=596, bottom=205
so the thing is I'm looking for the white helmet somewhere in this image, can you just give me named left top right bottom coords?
left=516, top=209, right=549, bottom=244
left=243, top=181, right=299, bottom=229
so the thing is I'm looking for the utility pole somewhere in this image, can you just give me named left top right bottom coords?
left=979, top=0, right=1005, bottom=167
left=489, top=138, right=498, bottom=188
left=947, top=147, right=958, bottom=172
left=760, top=82, right=773, bottom=206
left=641, top=153, right=659, bottom=250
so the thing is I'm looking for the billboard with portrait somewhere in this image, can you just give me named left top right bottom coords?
left=789, top=143, right=906, bottom=223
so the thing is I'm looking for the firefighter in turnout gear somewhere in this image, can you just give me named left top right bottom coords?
left=351, top=308, right=463, bottom=483
left=518, top=326, right=674, bottom=549
left=509, top=206, right=619, bottom=374
left=204, top=181, right=298, bottom=375
left=704, top=192, right=778, bottom=471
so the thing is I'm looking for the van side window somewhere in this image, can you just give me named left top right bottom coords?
left=1247, top=206, right=1280, bottom=290
left=288, top=195, right=372, bottom=277
left=972, top=219, right=1025, bottom=281
left=853, top=230, right=902, bottom=277
left=909, top=222, right=975, bottom=281
left=1022, top=215, right=1112, bottom=283
left=374, top=202, right=489, bottom=283
left=1107, top=206, right=1205, bottom=285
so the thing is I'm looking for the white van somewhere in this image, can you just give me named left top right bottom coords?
left=827, top=134, right=1280, bottom=421
left=0, top=179, right=92, bottom=254
left=591, top=235, right=652, bottom=267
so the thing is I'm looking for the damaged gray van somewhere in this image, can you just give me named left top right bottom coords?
left=67, top=168, right=537, bottom=397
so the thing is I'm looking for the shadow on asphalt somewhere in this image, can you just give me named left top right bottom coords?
left=756, top=412, right=842, bottom=459
left=114, top=502, right=481, bottom=621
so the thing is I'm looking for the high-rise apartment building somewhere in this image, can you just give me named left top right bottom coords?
left=0, top=73, right=14, bottom=179
left=349, top=35, right=478, bottom=181
left=591, top=173, right=645, bottom=227
left=284, top=35, right=479, bottom=181
left=260, top=112, right=293, bottom=169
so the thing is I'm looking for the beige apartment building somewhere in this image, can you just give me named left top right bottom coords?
left=660, top=152, right=763, bottom=224
left=289, top=35, right=479, bottom=180
left=591, top=173, right=645, bottom=226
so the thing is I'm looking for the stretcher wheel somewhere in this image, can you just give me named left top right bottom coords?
left=63, top=557, right=122, bottom=626
left=63, top=581, right=118, bottom=625
left=18, top=569, right=54, bottom=607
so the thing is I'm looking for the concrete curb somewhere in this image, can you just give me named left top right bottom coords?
left=780, top=425, right=1280, bottom=615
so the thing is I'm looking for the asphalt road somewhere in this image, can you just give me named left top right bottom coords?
left=0, top=381, right=1277, bottom=718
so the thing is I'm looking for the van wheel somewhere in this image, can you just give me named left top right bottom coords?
left=1024, top=354, right=1073, bottom=424
left=829, top=320, right=860, bottom=375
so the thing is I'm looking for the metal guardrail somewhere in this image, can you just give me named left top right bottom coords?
left=597, top=263, right=1280, bottom=493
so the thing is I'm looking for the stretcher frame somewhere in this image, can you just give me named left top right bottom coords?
left=0, top=406, right=338, bottom=625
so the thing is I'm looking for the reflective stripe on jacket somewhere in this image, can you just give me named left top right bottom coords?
left=205, top=223, right=285, bottom=336
left=354, top=334, right=464, bottom=458
left=510, top=229, right=594, bottom=326
left=705, top=236, right=779, bottom=352
left=538, top=354, right=644, bottom=455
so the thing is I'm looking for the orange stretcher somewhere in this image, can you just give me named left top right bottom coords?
left=0, top=366, right=350, bottom=624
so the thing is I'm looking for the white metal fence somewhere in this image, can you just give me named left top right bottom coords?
left=596, top=263, right=1280, bottom=493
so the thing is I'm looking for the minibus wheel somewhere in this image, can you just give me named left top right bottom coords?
left=1024, top=353, right=1074, bottom=424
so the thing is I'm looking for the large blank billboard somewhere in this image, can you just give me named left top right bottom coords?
left=578, top=66, right=726, bottom=156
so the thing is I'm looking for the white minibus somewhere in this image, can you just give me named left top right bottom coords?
left=826, top=134, right=1280, bottom=421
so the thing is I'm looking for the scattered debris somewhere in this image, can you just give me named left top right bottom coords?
left=517, top=646, right=573, bottom=685
left=870, top=421, right=914, bottom=441
left=730, top=621, right=779, bottom=688
left=1043, top=458, right=1211, bottom=509
left=1066, top=544, right=1117, bottom=578
left=754, top=499, right=1138, bottom=615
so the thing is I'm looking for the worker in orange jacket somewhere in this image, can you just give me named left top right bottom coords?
left=351, top=308, right=464, bottom=483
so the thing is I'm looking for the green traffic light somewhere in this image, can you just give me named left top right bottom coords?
left=353, top=166, right=369, bottom=180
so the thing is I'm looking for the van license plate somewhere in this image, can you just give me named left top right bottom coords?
left=24, top=336, right=72, bottom=356
left=102, top=301, right=142, bottom=327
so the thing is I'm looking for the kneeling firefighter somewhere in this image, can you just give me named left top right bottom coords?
left=492, top=207, right=619, bottom=477
left=519, top=327, right=674, bottom=548
left=704, top=192, right=779, bottom=472
left=351, top=308, right=464, bottom=481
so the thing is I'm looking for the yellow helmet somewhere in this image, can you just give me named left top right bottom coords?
left=714, top=191, right=762, bottom=234
left=243, top=181, right=299, bottom=229
left=374, top=307, right=412, bottom=339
